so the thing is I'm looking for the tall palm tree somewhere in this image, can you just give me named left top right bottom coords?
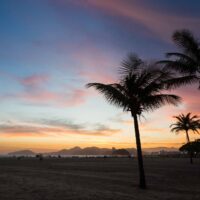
left=170, top=113, right=200, bottom=164
left=170, top=113, right=200, bottom=143
left=86, top=54, right=182, bottom=189
left=158, top=29, right=200, bottom=88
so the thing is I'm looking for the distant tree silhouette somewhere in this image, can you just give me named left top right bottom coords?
left=36, top=154, right=44, bottom=161
left=112, top=149, right=130, bottom=157
left=86, top=53, right=182, bottom=189
left=170, top=113, right=200, bottom=163
left=180, top=139, right=200, bottom=162
left=158, top=29, right=200, bottom=88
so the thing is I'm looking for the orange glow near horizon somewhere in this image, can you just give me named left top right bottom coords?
left=0, top=126, right=198, bottom=153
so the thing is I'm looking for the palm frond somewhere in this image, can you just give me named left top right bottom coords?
left=166, top=52, right=195, bottom=61
left=172, top=29, right=200, bottom=59
left=143, top=94, right=181, bottom=112
left=164, top=75, right=198, bottom=90
left=119, top=53, right=143, bottom=77
left=141, top=68, right=174, bottom=94
left=170, top=126, right=183, bottom=134
left=86, top=83, right=129, bottom=111
left=158, top=30, right=200, bottom=89
left=158, top=60, right=197, bottom=74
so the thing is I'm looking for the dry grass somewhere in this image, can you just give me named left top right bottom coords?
left=0, top=157, right=199, bottom=200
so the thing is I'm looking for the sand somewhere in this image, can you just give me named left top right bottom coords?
left=0, top=157, right=199, bottom=200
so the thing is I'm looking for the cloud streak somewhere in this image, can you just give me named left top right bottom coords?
left=0, top=72, right=91, bottom=107
left=0, top=119, right=120, bottom=137
left=71, top=0, right=200, bottom=40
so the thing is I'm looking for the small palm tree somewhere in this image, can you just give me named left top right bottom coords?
left=86, top=54, right=182, bottom=189
left=170, top=113, right=200, bottom=164
left=170, top=113, right=200, bottom=143
left=158, top=29, right=200, bottom=88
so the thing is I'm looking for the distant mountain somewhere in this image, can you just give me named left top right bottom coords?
left=46, top=146, right=114, bottom=156
left=8, top=150, right=36, bottom=156
left=47, top=146, right=82, bottom=156
left=7, top=146, right=179, bottom=156
left=82, top=147, right=112, bottom=155
left=43, top=147, right=136, bottom=156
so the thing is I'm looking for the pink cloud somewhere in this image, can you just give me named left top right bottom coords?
left=16, top=73, right=91, bottom=107
left=72, top=45, right=113, bottom=69
left=20, top=90, right=58, bottom=103
left=60, top=88, right=90, bottom=107
left=17, top=88, right=90, bottom=107
left=68, top=43, right=118, bottom=83
left=0, top=72, right=91, bottom=107
left=78, top=71, right=115, bottom=84
left=174, top=86, right=200, bottom=115
left=71, top=0, right=199, bottom=40
left=20, top=74, right=49, bottom=87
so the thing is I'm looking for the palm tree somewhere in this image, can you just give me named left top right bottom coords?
left=86, top=54, right=182, bottom=189
left=170, top=113, right=200, bottom=163
left=158, top=29, right=200, bottom=88
left=170, top=113, right=200, bottom=143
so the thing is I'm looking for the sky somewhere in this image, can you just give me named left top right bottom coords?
left=0, top=0, right=200, bottom=153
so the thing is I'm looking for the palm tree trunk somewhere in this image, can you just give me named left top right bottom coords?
left=185, top=130, right=190, bottom=143
left=185, top=130, right=193, bottom=164
left=132, top=112, right=146, bottom=189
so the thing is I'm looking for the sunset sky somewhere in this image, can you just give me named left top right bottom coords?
left=0, top=0, right=200, bottom=153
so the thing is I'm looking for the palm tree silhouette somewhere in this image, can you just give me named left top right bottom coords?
left=170, top=113, right=200, bottom=143
left=170, top=113, right=200, bottom=164
left=86, top=54, right=181, bottom=189
left=158, top=29, right=200, bottom=88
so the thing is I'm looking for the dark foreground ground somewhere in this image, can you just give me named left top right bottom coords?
left=0, top=157, right=199, bottom=200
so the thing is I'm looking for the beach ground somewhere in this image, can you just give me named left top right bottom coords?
left=0, top=157, right=199, bottom=200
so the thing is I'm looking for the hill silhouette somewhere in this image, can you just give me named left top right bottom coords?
left=7, top=146, right=178, bottom=156
left=8, top=147, right=137, bottom=156
left=45, top=146, right=127, bottom=156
